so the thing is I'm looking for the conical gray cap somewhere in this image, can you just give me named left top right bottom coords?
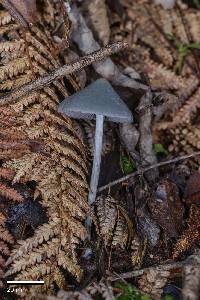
left=58, top=79, right=133, bottom=123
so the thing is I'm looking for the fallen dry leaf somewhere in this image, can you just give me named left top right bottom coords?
left=148, top=179, right=184, bottom=238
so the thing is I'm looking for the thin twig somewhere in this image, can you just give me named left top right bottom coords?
left=0, top=42, right=128, bottom=106
left=108, top=254, right=200, bottom=282
left=137, top=88, right=158, bottom=182
left=107, top=260, right=185, bottom=281
left=98, top=151, right=200, bottom=192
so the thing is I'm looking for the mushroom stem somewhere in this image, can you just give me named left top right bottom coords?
left=86, top=115, right=104, bottom=240
left=88, top=115, right=104, bottom=205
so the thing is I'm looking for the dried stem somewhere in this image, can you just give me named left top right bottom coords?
left=98, top=151, right=200, bottom=192
left=69, top=4, right=147, bottom=90
left=137, top=89, right=158, bottom=182
left=0, top=42, right=128, bottom=106
left=107, top=261, right=183, bottom=281
left=107, top=255, right=200, bottom=281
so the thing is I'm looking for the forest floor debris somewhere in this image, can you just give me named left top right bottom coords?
left=0, top=0, right=200, bottom=299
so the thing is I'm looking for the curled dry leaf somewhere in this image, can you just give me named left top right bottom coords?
left=148, top=179, right=184, bottom=238
left=135, top=185, right=160, bottom=247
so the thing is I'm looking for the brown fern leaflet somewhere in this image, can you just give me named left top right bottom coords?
left=0, top=167, right=20, bottom=287
left=95, top=195, right=133, bottom=250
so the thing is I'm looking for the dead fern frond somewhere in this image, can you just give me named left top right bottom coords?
left=140, top=56, right=199, bottom=101
left=172, top=204, right=200, bottom=259
left=0, top=212, right=14, bottom=288
left=95, top=195, right=118, bottom=246
left=95, top=195, right=133, bottom=249
left=0, top=57, right=29, bottom=81
left=6, top=213, right=84, bottom=282
left=131, top=236, right=147, bottom=269
left=0, top=182, right=23, bottom=202
left=112, top=216, right=129, bottom=249
left=0, top=39, right=24, bottom=53
left=0, top=2, right=88, bottom=288
left=0, top=168, right=15, bottom=180
left=117, top=0, right=200, bottom=159
left=125, top=0, right=199, bottom=73
left=138, top=269, right=170, bottom=300
left=0, top=22, right=19, bottom=35
left=165, top=87, right=200, bottom=128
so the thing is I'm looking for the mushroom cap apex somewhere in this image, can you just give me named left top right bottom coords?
left=58, top=78, right=133, bottom=123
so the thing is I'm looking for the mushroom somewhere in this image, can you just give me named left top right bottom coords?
left=58, top=79, right=133, bottom=234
